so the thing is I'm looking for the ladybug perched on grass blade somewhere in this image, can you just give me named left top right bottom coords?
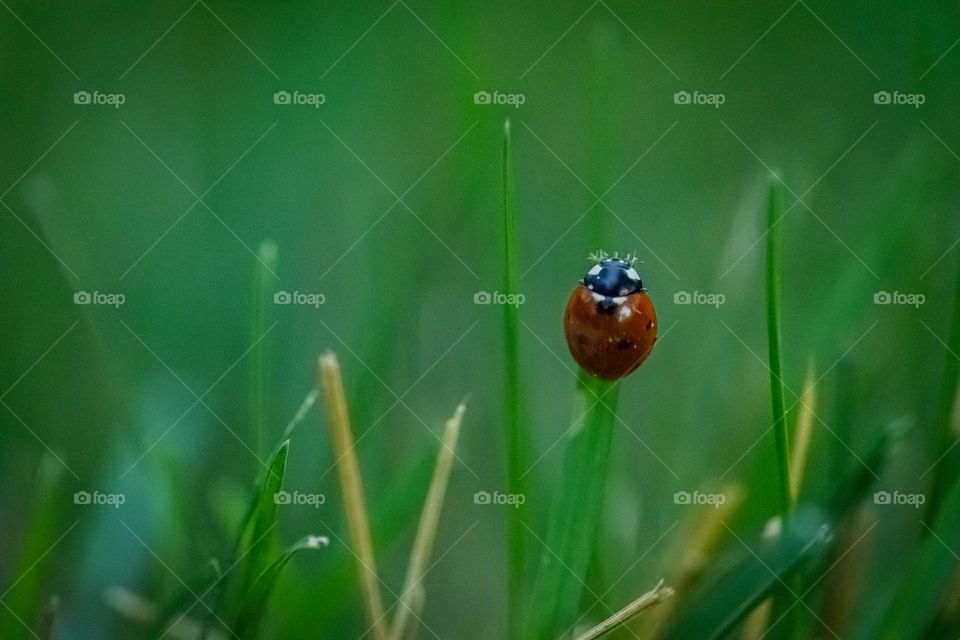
left=564, top=253, right=657, bottom=379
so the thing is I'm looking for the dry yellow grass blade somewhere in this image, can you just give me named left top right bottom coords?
left=319, top=352, right=388, bottom=640
left=790, top=364, right=818, bottom=499
left=575, top=580, right=674, bottom=640
left=389, top=402, right=466, bottom=640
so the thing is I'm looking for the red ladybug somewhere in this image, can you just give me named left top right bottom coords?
left=564, top=257, right=657, bottom=379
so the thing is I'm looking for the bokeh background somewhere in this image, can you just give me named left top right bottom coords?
left=1, top=1, right=959, bottom=638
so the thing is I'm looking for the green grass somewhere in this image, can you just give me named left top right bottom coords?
left=765, top=178, right=793, bottom=518
left=526, top=371, right=621, bottom=639
left=248, top=239, right=278, bottom=460
left=2, top=5, right=960, bottom=637
left=501, top=118, right=529, bottom=639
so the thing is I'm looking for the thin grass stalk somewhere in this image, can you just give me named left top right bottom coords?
left=502, top=118, right=529, bottom=638
left=766, top=179, right=792, bottom=517
left=789, top=365, right=817, bottom=499
left=249, top=239, right=277, bottom=458
left=574, top=581, right=673, bottom=640
left=390, top=402, right=466, bottom=640
left=318, top=353, right=388, bottom=640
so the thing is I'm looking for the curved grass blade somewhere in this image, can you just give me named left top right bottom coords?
left=661, top=506, right=833, bottom=640
left=224, top=440, right=289, bottom=612
left=232, top=535, right=329, bottom=639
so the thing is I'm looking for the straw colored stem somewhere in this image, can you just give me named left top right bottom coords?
left=390, top=402, right=466, bottom=640
left=789, top=365, right=817, bottom=498
left=319, top=352, right=388, bottom=640
left=574, top=581, right=673, bottom=640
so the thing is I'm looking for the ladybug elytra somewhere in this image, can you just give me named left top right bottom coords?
left=563, top=256, right=657, bottom=379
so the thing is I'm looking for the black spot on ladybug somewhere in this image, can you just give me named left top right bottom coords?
left=577, top=334, right=589, bottom=345
left=646, top=320, right=655, bottom=330
left=616, top=339, right=633, bottom=350
left=595, top=298, right=618, bottom=315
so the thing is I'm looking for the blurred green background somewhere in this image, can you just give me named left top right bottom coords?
left=1, top=1, right=959, bottom=638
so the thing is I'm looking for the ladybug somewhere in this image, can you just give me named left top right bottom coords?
left=564, top=256, right=657, bottom=379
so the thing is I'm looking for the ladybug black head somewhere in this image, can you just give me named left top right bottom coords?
left=581, top=259, right=644, bottom=297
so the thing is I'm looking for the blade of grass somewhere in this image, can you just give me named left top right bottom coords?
left=390, top=402, right=466, bottom=640
left=527, top=370, right=620, bottom=639
left=575, top=580, right=673, bottom=640
left=318, top=352, right=388, bottom=640
left=660, top=506, right=832, bottom=640
left=278, top=388, right=319, bottom=443
left=664, top=424, right=892, bottom=640
left=224, top=440, right=289, bottom=613
left=311, top=447, right=436, bottom=631
left=249, top=239, right=278, bottom=459
left=766, top=178, right=792, bottom=516
left=502, top=118, right=529, bottom=638
left=789, top=364, right=817, bottom=499
left=233, top=535, right=329, bottom=638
